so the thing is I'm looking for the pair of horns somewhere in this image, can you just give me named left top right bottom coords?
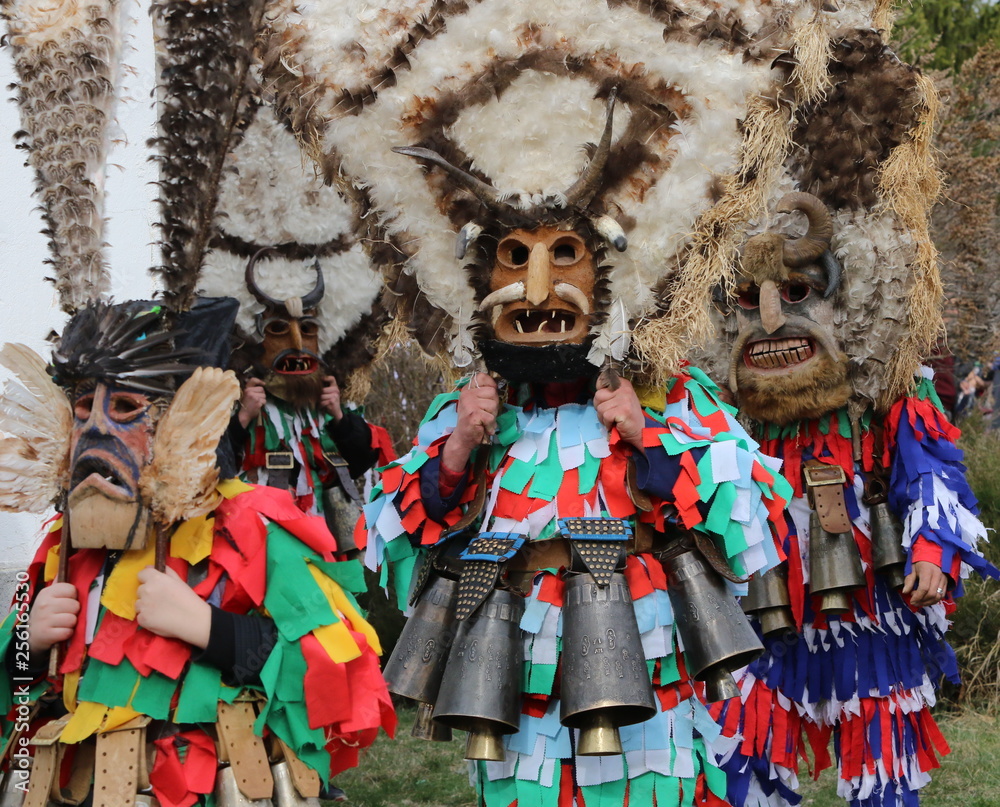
left=244, top=247, right=325, bottom=310
left=393, top=87, right=619, bottom=218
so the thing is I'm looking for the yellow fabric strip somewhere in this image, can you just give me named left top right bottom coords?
left=100, top=543, right=155, bottom=620
left=307, top=563, right=382, bottom=656
left=170, top=514, right=215, bottom=565
left=218, top=479, right=253, bottom=500
left=59, top=702, right=142, bottom=744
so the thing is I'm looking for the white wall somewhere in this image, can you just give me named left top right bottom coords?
left=0, top=0, right=160, bottom=597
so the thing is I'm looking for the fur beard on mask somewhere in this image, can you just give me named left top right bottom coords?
left=735, top=354, right=852, bottom=425
left=264, top=370, right=325, bottom=409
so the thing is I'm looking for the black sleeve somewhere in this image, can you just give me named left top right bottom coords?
left=224, top=414, right=250, bottom=472
left=4, top=636, right=49, bottom=682
left=195, top=607, right=277, bottom=688
left=325, top=411, right=380, bottom=478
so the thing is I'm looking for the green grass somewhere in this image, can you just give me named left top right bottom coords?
left=797, top=710, right=1000, bottom=807
left=329, top=707, right=1000, bottom=807
left=330, top=705, right=477, bottom=807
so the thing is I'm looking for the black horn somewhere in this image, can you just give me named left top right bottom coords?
left=300, top=257, right=325, bottom=309
left=244, top=246, right=282, bottom=307
left=563, top=87, right=618, bottom=209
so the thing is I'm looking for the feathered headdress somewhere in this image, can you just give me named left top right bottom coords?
left=256, top=0, right=897, bottom=379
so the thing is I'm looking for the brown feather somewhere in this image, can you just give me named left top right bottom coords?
left=139, top=367, right=240, bottom=524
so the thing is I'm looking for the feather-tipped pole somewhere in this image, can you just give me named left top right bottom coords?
left=0, top=344, right=72, bottom=513
left=139, top=367, right=241, bottom=526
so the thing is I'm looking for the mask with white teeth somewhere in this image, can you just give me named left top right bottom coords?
left=725, top=192, right=852, bottom=424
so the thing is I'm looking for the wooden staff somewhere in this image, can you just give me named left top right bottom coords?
left=47, top=509, right=72, bottom=678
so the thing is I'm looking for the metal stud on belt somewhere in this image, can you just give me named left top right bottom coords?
left=454, top=532, right=525, bottom=620
left=558, top=517, right=631, bottom=588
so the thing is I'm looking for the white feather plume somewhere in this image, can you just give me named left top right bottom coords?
left=0, top=343, right=72, bottom=513
left=587, top=298, right=631, bottom=367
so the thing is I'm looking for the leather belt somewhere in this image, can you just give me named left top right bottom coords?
left=803, top=460, right=852, bottom=534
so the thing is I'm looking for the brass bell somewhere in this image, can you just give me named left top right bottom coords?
left=808, top=511, right=865, bottom=614
left=432, top=589, right=524, bottom=761
left=411, top=702, right=453, bottom=742
left=272, top=762, right=321, bottom=807
left=663, top=548, right=764, bottom=703
left=742, top=565, right=795, bottom=636
left=215, top=766, right=274, bottom=807
left=383, top=576, right=458, bottom=706
left=869, top=502, right=907, bottom=589
left=560, top=572, right=656, bottom=756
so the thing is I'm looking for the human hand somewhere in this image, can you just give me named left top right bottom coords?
left=594, top=375, right=646, bottom=451
left=442, top=373, right=499, bottom=471
left=27, top=582, right=79, bottom=654
left=320, top=376, right=343, bottom=421
left=902, top=560, right=949, bottom=608
left=238, top=378, right=267, bottom=428
left=136, top=566, right=211, bottom=649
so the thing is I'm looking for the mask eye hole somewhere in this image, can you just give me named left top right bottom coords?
left=109, top=393, right=148, bottom=423
left=74, top=394, right=94, bottom=421
left=264, top=320, right=290, bottom=337
left=497, top=238, right=530, bottom=268
left=552, top=242, right=579, bottom=265
left=736, top=287, right=760, bottom=310
left=299, top=320, right=320, bottom=337
left=782, top=284, right=812, bottom=303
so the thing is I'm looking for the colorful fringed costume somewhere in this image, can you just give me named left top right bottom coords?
left=0, top=482, right=395, bottom=807
left=364, top=368, right=790, bottom=806
left=712, top=376, right=997, bottom=807
left=234, top=398, right=395, bottom=516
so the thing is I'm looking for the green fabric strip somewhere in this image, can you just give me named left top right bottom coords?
left=173, top=662, right=222, bottom=723
left=264, top=524, right=336, bottom=641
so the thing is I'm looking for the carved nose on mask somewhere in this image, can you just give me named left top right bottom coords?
left=526, top=242, right=550, bottom=306
left=289, top=320, right=303, bottom=350
left=759, top=280, right=786, bottom=334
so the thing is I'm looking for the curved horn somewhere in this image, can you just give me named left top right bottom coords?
left=393, top=146, right=509, bottom=214
left=300, top=257, right=326, bottom=309
left=819, top=250, right=842, bottom=298
left=593, top=215, right=628, bottom=252
left=563, top=87, right=618, bottom=209
left=776, top=192, right=833, bottom=268
left=244, top=247, right=282, bottom=307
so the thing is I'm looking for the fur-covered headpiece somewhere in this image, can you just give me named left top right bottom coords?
left=261, top=0, right=864, bottom=377
left=693, top=21, right=943, bottom=417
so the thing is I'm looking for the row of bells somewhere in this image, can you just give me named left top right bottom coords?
left=743, top=503, right=908, bottom=634
left=0, top=762, right=316, bottom=807
left=384, top=547, right=764, bottom=761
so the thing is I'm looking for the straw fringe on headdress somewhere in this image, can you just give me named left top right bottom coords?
left=690, top=12, right=944, bottom=413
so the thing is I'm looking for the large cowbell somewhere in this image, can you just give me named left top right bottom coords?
left=869, top=502, right=907, bottom=589
left=664, top=547, right=763, bottom=702
left=432, top=589, right=524, bottom=762
left=742, top=564, right=795, bottom=636
left=808, top=511, right=865, bottom=614
left=560, top=572, right=657, bottom=756
left=382, top=575, right=458, bottom=741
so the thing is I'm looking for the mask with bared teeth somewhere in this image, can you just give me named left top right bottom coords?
left=394, top=90, right=628, bottom=384
left=245, top=250, right=327, bottom=406
left=726, top=192, right=851, bottom=424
